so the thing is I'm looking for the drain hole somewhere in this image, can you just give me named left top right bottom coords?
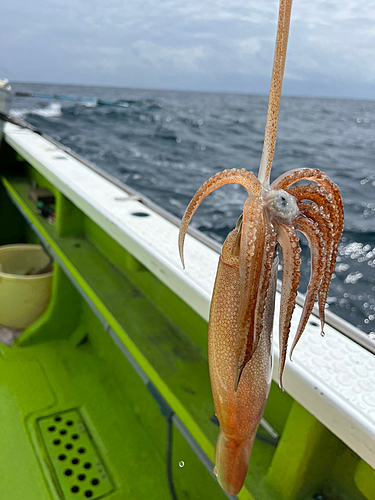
left=55, top=416, right=62, bottom=422
left=71, top=486, right=79, bottom=493
left=58, top=454, right=67, bottom=461
left=91, top=478, right=99, bottom=486
left=53, top=439, right=61, bottom=446
left=64, top=469, right=73, bottom=476
left=48, top=426, right=56, bottom=432
left=72, top=458, right=79, bottom=465
left=84, top=491, right=93, bottom=498
left=66, top=420, right=74, bottom=426
left=72, top=434, right=79, bottom=440
left=83, top=462, right=92, bottom=469
left=66, top=443, right=73, bottom=450
left=60, top=429, right=67, bottom=435
left=78, top=474, right=86, bottom=481
left=131, top=211, right=150, bottom=217
left=309, top=320, right=319, bottom=327
left=78, top=447, right=86, bottom=454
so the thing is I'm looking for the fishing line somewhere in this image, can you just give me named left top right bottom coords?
left=146, top=381, right=180, bottom=500
left=166, top=413, right=179, bottom=500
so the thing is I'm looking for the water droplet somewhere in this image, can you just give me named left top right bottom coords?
left=179, top=461, right=184, bottom=468
left=213, top=466, right=218, bottom=477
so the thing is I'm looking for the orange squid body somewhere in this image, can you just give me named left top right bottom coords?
left=178, top=167, right=343, bottom=495
left=209, top=230, right=278, bottom=495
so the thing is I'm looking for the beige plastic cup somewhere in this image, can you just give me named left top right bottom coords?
left=0, top=244, right=53, bottom=329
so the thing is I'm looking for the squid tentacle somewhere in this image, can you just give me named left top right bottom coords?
left=234, top=196, right=265, bottom=382
left=178, top=168, right=260, bottom=268
left=276, top=222, right=301, bottom=389
left=271, top=168, right=344, bottom=247
left=297, top=202, right=333, bottom=327
left=234, top=198, right=266, bottom=390
left=290, top=211, right=327, bottom=358
left=233, top=219, right=277, bottom=389
left=270, top=167, right=336, bottom=192
left=272, top=169, right=344, bottom=334
left=253, top=220, right=277, bottom=351
left=287, top=184, right=337, bottom=226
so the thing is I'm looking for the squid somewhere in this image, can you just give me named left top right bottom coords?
left=178, top=0, right=344, bottom=495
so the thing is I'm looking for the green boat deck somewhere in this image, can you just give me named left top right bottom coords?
left=0, top=138, right=374, bottom=500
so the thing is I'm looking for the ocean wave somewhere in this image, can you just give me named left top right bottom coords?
left=81, top=101, right=97, bottom=108
left=12, top=102, right=62, bottom=119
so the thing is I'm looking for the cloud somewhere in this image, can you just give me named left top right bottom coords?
left=1, top=0, right=374, bottom=97
left=174, top=0, right=277, bottom=23
left=235, top=38, right=262, bottom=57
left=132, top=41, right=206, bottom=73
left=286, top=0, right=375, bottom=85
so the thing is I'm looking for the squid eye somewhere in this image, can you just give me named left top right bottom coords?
left=263, top=189, right=299, bottom=223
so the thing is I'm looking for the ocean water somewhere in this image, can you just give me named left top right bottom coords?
left=10, top=82, right=375, bottom=336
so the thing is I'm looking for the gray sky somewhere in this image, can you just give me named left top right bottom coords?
left=1, top=0, right=375, bottom=99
